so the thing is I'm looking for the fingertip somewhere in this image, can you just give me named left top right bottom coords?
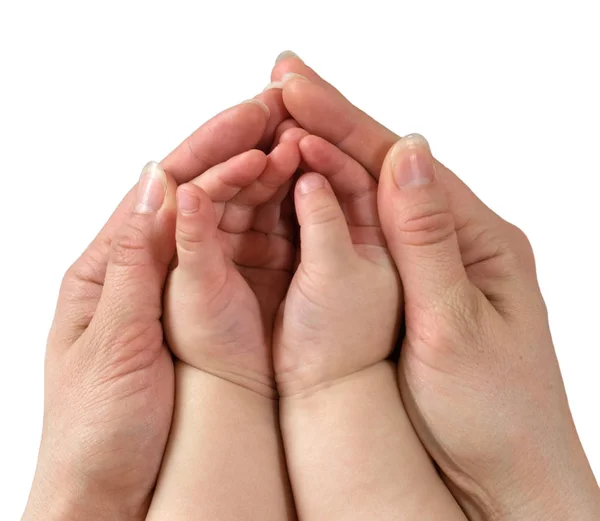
left=271, top=55, right=307, bottom=82
left=296, top=172, right=328, bottom=196
left=275, top=50, right=303, bottom=64
left=176, top=184, right=201, bottom=214
left=175, top=184, right=214, bottom=239
left=269, top=140, right=301, bottom=171
left=298, top=134, right=330, bottom=166
left=280, top=126, right=310, bottom=145
left=295, top=173, right=353, bottom=265
left=294, top=172, right=341, bottom=224
left=243, top=148, right=269, bottom=170
left=389, top=134, right=436, bottom=189
left=173, top=185, right=226, bottom=287
left=272, top=119, right=300, bottom=149
left=241, top=99, right=270, bottom=118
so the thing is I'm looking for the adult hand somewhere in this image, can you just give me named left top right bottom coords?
left=23, top=95, right=288, bottom=521
left=272, top=53, right=600, bottom=520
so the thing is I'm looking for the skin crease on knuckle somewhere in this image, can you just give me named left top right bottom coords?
left=110, top=220, right=156, bottom=269
left=396, top=201, right=455, bottom=246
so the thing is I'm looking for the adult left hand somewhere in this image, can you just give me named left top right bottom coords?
left=23, top=94, right=288, bottom=521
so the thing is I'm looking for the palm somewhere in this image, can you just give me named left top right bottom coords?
left=211, top=151, right=296, bottom=345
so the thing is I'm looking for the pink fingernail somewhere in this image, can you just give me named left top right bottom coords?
left=177, top=186, right=200, bottom=214
left=391, top=134, right=435, bottom=188
left=135, top=161, right=167, bottom=214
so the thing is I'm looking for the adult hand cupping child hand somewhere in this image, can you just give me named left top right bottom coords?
left=272, top=130, right=466, bottom=520
left=379, top=133, right=600, bottom=521
left=273, top=52, right=600, bottom=521
left=22, top=97, right=285, bottom=521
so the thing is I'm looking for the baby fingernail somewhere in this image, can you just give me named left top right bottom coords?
left=391, top=134, right=435, bottom=188
left=177, top=186, right=200, bottom=214
left=298, top=174, right=325, bottom=194
left=135, top=161, right=167, bottom=214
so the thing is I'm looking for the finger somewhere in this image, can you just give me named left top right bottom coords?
left=295, top=173, right=353, bottom=269
left=254, top=88, right=290, bottom=151
left=224, top=230, right=295, bottom=271
left=281, top=74, right=395, bottom=180
left=299, top=135, right=378, bottom=227
left=271, top=51, right=337, bottom=91
left=190, top=149, right=267, bottom=203
left=273, top=118, right=301, bottom=148
left=189, top=149, right=267, bottom=229
left=233, top=141, right=300, bottom=206
left=161, top=99, right=270, bottom=182
left=378, top=135, right=472, bottom=309
left=279, top=126, right=310, bottom=145
left=253, top=180, right=293, bottom=235
left=89, top=162, right=177, bottom=342
left=173, top=184, right=228, bottom=294
left=50, top=101, right=271, bottom=349
left=219, top=142, right=300, bottom=234
left=275, top=61, right=510, bottom=270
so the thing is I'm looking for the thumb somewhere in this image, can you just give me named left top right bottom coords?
left=295, top=173, right=354, bottom=270
left=173, top=183, right=228, bottom=292
left=378, top=134, right=470, bottom=310
left=91, top=161, right=177, bottom=336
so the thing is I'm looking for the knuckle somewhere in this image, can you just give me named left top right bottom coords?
left=412, top=283, right=483, bottom=355
left=60, top=253, right=104, bottom=301
left=304, top=202, right=343, bottom=227
left=501, top=222, right=536, bottom=271
left=86, top=317, right=164, bottom=382
left=397, top=202, right=456, bottom=246
left=176, top=226, right=203, bottom=253
left=110, top=220, right=152, bottom=268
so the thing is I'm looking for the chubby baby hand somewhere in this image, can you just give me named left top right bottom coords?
left=163, top=143, right=300, bottom=396
left=274, top=134, right=401, bottom=396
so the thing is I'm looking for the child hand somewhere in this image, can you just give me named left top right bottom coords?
left=274, top=134, right=401, bottom=396
left=163, top=142, right=300, bottom=395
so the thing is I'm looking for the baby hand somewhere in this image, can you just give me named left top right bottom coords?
left=274, top=135, right=401, bottom=396
left=163, top=143, right=299, bottom=395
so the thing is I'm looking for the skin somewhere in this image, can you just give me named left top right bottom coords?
left=23, top=51, right=599, bottom=521
left=271, top=53, right=600, bottom=520
left=22, top=91, right=290, bottom=521
left=271, top=130, right=467, bottom=518
left=146, top=143, right=300, bottom=520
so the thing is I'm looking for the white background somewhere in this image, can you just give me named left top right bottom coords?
left=1, top=1, right=598, bottom=517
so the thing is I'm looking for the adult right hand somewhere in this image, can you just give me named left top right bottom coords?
left=272, top=53, right=600, bottom=521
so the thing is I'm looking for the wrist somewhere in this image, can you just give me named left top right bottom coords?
left=497, top=471, right=600, bottom=521
left=462, top=444, right=600, bottom=521
left=23, top=466, right=148, bottom=521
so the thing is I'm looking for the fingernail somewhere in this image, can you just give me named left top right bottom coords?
left=263, top=73, right=309, bottom=92
left=275, top=50, right=302, bottom=64
left=242, top=99, right=270, bottom=117
left=297, top=174, right=325, bottom=194
left=391, top=134, right=435, bottom=188
left=135, top=161, right=167, bottom=214
left=262, top=80, right=284, bottom=92
left=281, top=72, right=308, bottom=84
left=177, top=186, right=200, bottom=214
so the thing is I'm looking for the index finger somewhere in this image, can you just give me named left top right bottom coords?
left=161, top=100, right=270, bottom=182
